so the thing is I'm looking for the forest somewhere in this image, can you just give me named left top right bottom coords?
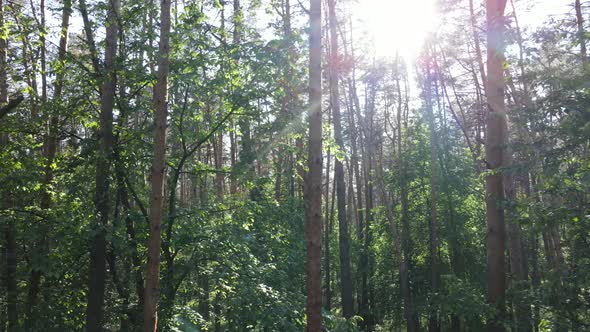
left=0, top=0, right=589, bottom=331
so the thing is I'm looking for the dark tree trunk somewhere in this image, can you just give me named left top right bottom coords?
left=327, top=0, right=354, bottom=319
left=86, top=0, right=119, bottom=330
left=323, top=134, right=332, bottom=311
left=305, top=0, right=322, bottom=329
left=0, top=2, right=17, bottom=331
left=143, top=0, right=171, bottom=329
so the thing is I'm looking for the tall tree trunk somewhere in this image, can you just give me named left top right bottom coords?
left=324, top=176, right=337, bottom=312
left=0, top=2, right=17, bottom=331
left=425, top=59, right=440, bottom=332
left=115, top=150, right=145, bottom=320
left=143, top=0, right=171, bottom=329
left=27, top=1, right=72, bottom=324
left=323, top=123, right=332, bottom=311
left=233, top=0, right=254, bottom=186
left=396, top=65, right=419, bottom=332
left=485, top=1, right=508, bottom=331
left=327, top=0, right=354, bottom=319
left=86, top=0, right=119, bottom=329
left=505, top=156, right=530, bottom=332
left=360, top=79, right=376, bottom=330
left=305, top=0, right=322, bottom=329
left=274, top=0, right=295, bottom=201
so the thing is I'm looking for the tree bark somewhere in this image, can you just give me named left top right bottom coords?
left=0, top=3, right=18, bottom=330
left=327, top=0, right=354, bottom=319
left=143, top=0, right=171, bottom=329
left=86, top=0, right=119, bottom=329
left=305, top=0, right=322, bottom=328
left=425, top=58, right=441, bottom=332
left=323, top=122, right=332, bottom=311
left=485, top=1, right=508, bottom=331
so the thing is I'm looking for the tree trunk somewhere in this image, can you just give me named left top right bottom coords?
left=0, top=2, right=17, bottom=331
left=39, top=0, right=47, bottom=105
left=327, top=0, right=354, bottom=319
left=505, top=150, right=532, bottom=332
left=78, top=0, right=101, bottom=76
left=425, top=59, right=440, bottom=332
left=396, top=66, right=419, bottom=332
left=327, top=177, right=337, bottom=312
left=575, top=0, right=587, bottom=68
left=86, top=0, right=119, bottom=329
left=323, top=129, right=332, bottom=311
left=485, top=1, right=508, bottom=331
left=143, top=0, right=171, bottom=329
left=305, top=0, right=322, bottom=329
left=3, top=205, right=17, bottom=332
left=470, top=0, right=487, bottom=88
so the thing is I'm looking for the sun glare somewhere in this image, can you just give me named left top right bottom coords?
left=355, top=0, right=438, bottom=60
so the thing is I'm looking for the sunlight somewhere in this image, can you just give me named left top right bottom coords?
left=355, top=0, right=438, bottom=60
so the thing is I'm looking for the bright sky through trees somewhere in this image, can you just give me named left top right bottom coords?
left=355, top=0, right=438, bottom=59
left=354, top=0, right=571, bottom=60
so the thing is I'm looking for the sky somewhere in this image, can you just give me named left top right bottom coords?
left=350, top=0, right=575, bottom=60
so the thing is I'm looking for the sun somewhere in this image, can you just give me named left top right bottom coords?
left=354, top=0, right=438, bottom=60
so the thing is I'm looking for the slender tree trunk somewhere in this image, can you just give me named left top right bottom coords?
left=396, top=65, right=419, bottom=332
left=115, top=150, right=145, bottom=312
left=425, top=59, right=440, bottom=332
left=144, top=0, right=171, bottom=329
left=86, top=0, right=119, bottom=329
left=327, top=0, right=354, bottom=319
left=3, top=206, right=16, bottom=332
left=305, top=0, right=322, bottom=328
left=78, top=0, right=100, bottom=76
left=275, top=0, right=295, bottom=201
left=324, top=176, right=336, bottom=311
left=0, top=3, right=17, bottom=331
left=39, top=0, right=47, bottom=105
left=323, top=124, right=332, bottom=311
left=360, top=79, right=376, bottom=330
left=505, top=158, right=530, bottom=332
left=485, top=1, right=508, bottom=331
left=26, top=1, right=72, bottom=324
left=470, top=0, right=487, bottom=88
left=575, top=0, right=587, bottom=68
left=198, top=173, right=210, bottom=321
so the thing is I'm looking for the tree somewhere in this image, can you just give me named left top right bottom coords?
left=27, top=1, right=72, bottom=325
left=86, top=0, right=119, bottom=329
left=397, top=60, right=419, bottom=332
left=424, top=51, right=441, bottom=332
left=327, top=0, right=354, bottom=319
left=305, top=0, right=322, bottom=329
left=485, top=0, right=508, bottom=331
left=0, top=3, right=17, bottom=331
left=143, top=0, right=172, bottom=330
